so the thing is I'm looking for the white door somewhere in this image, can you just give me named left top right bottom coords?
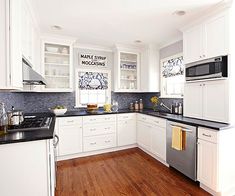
left=137, top=121, right=151, bottom=150
left=183, top=24, right=204, bottom=64
left=117, top=119, right=136, bottom=146
left=151, top=126, right=166, bottom=161
left=204, top=12, right=229, bottom=58
left=184, top=82, right=203, bottom=118
left=197, top=139, right=218, bottom=191
left=58, top=125, right=83, bottom=156
left=202, top=80, right=229, bottom=123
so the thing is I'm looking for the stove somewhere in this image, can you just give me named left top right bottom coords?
left=8, top=115, right=52, bottom=132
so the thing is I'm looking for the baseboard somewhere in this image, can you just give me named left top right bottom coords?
left=57, top=144, right=137, bottom=161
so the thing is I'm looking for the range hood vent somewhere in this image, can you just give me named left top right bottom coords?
left=22, top=58, right=47, bottom=85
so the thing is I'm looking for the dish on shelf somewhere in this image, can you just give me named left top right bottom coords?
left=46, top=46, right=58, bottom=53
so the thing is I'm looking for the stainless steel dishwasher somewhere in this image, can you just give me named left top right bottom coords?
left=166, top=120, right=197, bottom=181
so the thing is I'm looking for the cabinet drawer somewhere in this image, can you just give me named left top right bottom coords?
left=117, top=113, right=136, bottom=121
left=58, top=117, right=82, bottom=126
left=137, top=114, right=166, bottom=128
left=83, top=115, right=116, bottom=124
left=83, top=134, right=116, bottom=152
left=198, top=127, right=218, bottom=143
left=83, top=123, right=116, bottom=136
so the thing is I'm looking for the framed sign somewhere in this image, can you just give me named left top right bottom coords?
left=79, top=53, right=107, bottom=67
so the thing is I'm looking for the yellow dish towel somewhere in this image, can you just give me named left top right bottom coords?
left=172, top=126, right=184, bottom=151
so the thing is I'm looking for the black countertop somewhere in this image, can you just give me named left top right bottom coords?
left=0, top=113, right=56, bottom=145
left=57, top=109, right=231, bottom=131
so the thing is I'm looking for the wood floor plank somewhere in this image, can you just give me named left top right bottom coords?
left=55, top=148, right=210, bottom=196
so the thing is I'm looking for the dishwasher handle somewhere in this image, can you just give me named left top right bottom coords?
left=170, top=124, right=193, bottom=133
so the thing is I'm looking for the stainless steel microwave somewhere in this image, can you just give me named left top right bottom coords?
left=185, top=56, right=228, bottom=81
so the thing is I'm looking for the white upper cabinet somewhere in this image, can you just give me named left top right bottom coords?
left=41, top=37, right=75, bottom=92
left=183, top=11, right=229, bottom=64
left=204, top=12, right=229, bottom=58
left=184, top=24, right=204, bottom=64
left=184, top=80, right=229, bottom=123
left=114, top=46, right=141, bottom=92
left=141, top=44, right=160, bottom=92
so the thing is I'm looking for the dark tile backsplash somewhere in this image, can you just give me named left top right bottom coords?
left=0, top=91, right=183, bottom=113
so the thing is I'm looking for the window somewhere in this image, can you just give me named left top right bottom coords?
left=75, top=69, right=111, bottom=107
left=160, top=53, right=184, bottom=98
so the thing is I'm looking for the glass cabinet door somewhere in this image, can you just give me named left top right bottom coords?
left=44, top=43, right=71, bottom=90
left=119, top=52, right=138, bottom=90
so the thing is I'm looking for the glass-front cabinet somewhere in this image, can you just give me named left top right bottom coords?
left=114, top=48, right=140, bottom=92
left=41, top=38, right=74, bottom=92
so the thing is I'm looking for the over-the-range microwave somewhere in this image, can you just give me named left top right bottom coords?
left=185, top=56, right=228, bottom=81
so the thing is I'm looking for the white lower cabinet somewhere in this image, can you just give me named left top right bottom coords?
left=137, top=114, right=166, bottom=161
left=83, top=134, right=116, bottom=152
left=197, top=127, right=235, bottom=196
left=0, top=140, right=52, bottom=196
left=83, top=114, right=117, bottom=152
left=57, top=117, right=83, bottom=156
left=117, top=113, right=136, bottom=146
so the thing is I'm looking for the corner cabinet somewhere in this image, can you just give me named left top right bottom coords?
left=41, top=37, right=75, bottom=92
left=183, top=10, right=229, bottom=64
left=114, top=47, right=141, bottom=92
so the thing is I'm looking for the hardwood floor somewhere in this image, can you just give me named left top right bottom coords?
left=56, top=148, right=210, bottom=196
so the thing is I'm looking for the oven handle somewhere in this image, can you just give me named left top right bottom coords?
left=170, top=124, right=192, bottom=133
left=54, top=134, right=59, bottom=147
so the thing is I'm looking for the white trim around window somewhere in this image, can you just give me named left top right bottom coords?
left=75, top=68, right=111, bottom=108
left=160, top=53, right=184, bottom=98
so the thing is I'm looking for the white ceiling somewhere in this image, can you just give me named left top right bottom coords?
left=31, top=0, right=224, bottom=48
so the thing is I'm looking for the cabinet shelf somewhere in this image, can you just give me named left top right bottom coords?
left=45, top=52, right=69, bottom=56
left=45, top=75, right=69, bottom=78
left=120, top=68, right=137, bottom=71
left=120, top=59, right=137, bottom=63
left=44, top=63, right=69, bottom=66
left=121, top=79, right=137, bottom=81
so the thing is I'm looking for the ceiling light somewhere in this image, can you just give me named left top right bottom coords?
left=51, top=25, right=62, bottom=30
left=134, top=40, right=142, bottom=43
left=173, top=10, right=186, bottom=16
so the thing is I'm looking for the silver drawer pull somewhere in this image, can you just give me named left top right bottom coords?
left=105, top=140, right=111, bottom=143
left=90, top=128, right=96, bottom=131
left=202, top=133, right=212, bottom=137
left=90, top=119, right=96, bottom=121
left=105, top=127, right=110, bottom=130
left=67, top=120, right=74, bottom=123
left=123, top=116, right=129, bottom=119
left=170, top=124, right=192, bottom=133
left=105, top=118, right=111, bottom=120
left=142, top=117, right=146, bottom=120
left=90, top=142, right=96, bottom=145
left=154, top=121, right=159, bottom=124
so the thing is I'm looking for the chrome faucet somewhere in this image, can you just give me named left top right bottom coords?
left=160, top=102, right=173, bottom=113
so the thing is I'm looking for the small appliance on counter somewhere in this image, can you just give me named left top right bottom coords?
left=7, top=106, right=24, bottom=128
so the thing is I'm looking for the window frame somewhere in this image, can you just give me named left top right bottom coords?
left=160, top=53, right=184, bottom=98
left=75, top=68, right=112, bottom=108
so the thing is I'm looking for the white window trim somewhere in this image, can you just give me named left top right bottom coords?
left=160, top=53, right=184, bottom=99
left=75, top=68, right=111, bottom=108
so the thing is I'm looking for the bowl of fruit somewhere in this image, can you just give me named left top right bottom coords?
left=49, top=105, right=67, bottom=116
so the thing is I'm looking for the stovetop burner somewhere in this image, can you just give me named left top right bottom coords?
left=8, top=116, right=52, bottom=132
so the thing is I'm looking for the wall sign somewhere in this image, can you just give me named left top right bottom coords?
left=79, top=53, right=107, bottom=67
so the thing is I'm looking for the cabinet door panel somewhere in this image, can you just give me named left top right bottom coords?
left=151, top=126, right=166, bottom=161
left=205, top=13, right=228, bottom=58
left=197, top=139, right=218, bottom=191
left=184, top=82, right=203, bottom=118
left=203, top=80, right=229, bottom=123
left=117, top=119, right=136, bottom=146
left=58, top=125, right=82, bottom=156
left=183, top=25, right=203, bottom=64
left=137, top=121, right=151, bottom=150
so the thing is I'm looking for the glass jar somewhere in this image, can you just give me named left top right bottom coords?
left=0, top=103, right=8, bottom=135
left=111, top=100, right=119, bottom=112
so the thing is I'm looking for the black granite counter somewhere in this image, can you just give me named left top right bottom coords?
left=57, top=109, right=231, bottom=131
left=0, top=113, right=55, bottom=145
